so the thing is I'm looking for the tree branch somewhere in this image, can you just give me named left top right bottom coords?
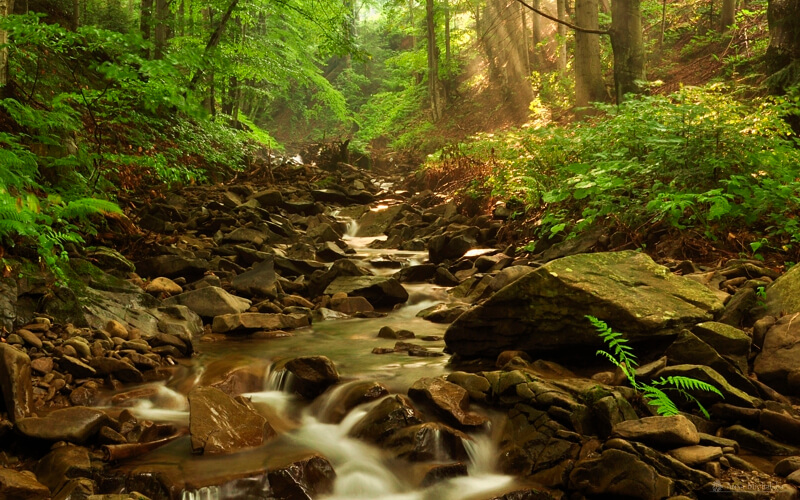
left=511, top=0, right=609, bottom=35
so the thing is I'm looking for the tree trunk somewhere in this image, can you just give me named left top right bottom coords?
left=531, top=0, right=542, bottom=64
left=659, top=0, right=666, bottom=54
left=766, top=0, right=800, bottom=92
left=426, top=0, right=443, bottom=120
left=188, top=0, right=240, bottom=90
left=410, top=0, right=416, bottom=48
left=520, top=2, right=531, bottom=70
left=141, top=0, right=154, bottom=58
left=574, top=0, right=605, bottom=107
left=72, top=0, right=80, bottom=30
left=557, top=0, right=567, bottom=72
left=720, top=0, right=735, bottom=31
left=610, top=0, right=645, bottom=103
left=0, top=0, right=14, bottom=91
left=155, top=0, right=170, bottom=59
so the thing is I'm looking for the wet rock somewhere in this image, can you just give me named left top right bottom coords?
left=250, top=189, right=284, bottom=206
left=90, top=357, right=144, bottom=383
left=200, top=357, right=270, bottom=396
left=487, top=265, right=536, bottom=292
left=377, top=326, right=415, bottom=339
left=395, top=264, right=437, bottom=283
left=446, top=372, right=491, bottom=402
left=53, top=477, right=96, bottom=499
left=754, top=313, right=800, bottom=393
left=408, top=377, right=488, bottom=428
left=356, top=204, right=407, bottom=237
left=35, top=445, right=92, bottom=492
left=428, top=231, right=478, bottom=264
left=445, top=251, right=722, bottom=359
left=231, top=258, right=278, bottom=299
left=350, top=395, right=422, bottom=443
left=316, top=381, right=389, bottom=423
left=759, top=409, right=800, bottom=445
left=17, top=407, right=109, bottom=443
left=723, top=424, right=800, bottom=455
left=0, top=278, right=17, bottom=333
left=0, top=468, right=51, bottom=500
left=691, top=322, right=751, bottom=373
left=211, top=312, right=309, bottom=334
left=145, top=277, right=183, bottom=296
left=416, top=303, right=469, bottom=324
left=316, top=241, right=347, bottom=262
left=152, top=305, right=203, bottom=341
left=267, top=454, right=335, bottom=500
left=419, top=462, right=468, bottom=486
left=384, top=422, right=469, bottom=461
left=323, top=276, right=409, bottom=308
left=284, top=356, right=340, bottom=399
left=163, top=287, right=251, bottom=318
left=329, top=295, right=374, bottom=314
left=188, top=386, right=276, bottom=454
left=569, top=448, right=674, bottom=499
left=0, top=344, right=32, bottom=421
left=611, top=415, right=700, bottom=448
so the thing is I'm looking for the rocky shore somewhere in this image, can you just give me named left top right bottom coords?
left=2, top=153, right=800, bottom=499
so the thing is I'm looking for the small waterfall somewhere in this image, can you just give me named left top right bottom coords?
left=345, top=218, right=360, bottom=238
left=181, top=486, right=220, bottom=500
left=463, top=433, right=496, bottom=475
left=266, top=368, right=292, bottom=391
left=128, top=384, right=190, bottom=424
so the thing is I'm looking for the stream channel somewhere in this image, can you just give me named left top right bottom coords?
left=94, top=223, right=522, bottom=500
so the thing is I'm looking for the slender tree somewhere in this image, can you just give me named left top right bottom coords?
left=556, top=0, right=567, bottom=72
left=574, top=0, right=605, bottom=106
left=0, top=0, right=14, bottom=91
left=766, top=0, right=800, bottom=92
left=426, top=0, right=443, bottom=120
left=610, top=0, right=645, bottom=102
left=720, top=0, right=736, bottom=31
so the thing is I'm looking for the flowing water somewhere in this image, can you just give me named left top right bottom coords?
left=96, top=218, right=521, bottom=500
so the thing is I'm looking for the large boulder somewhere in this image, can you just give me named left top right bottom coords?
left=569, top=448, right=674, bottom=499
left=408, top=377, right=488, bottom=428
left=323, top=276, right=409, bottom=308
left=163, top=287, right=251, bottom=318
left=284, top=356, right=340, bottom=399
left=188, top=386, right=276, bottom=454
left=0, top=468, right=50, bottom=500
left=0, top=344, right=32, bottom=422
left=766, top=264, right=800, bottom=315
left=611, top=415, right=700, bottom=448
left=754, top=312, right=800, bottom=392
left=445, top=251, right=723, bottom=358
left=355, top=204, right=408, bottom=237
left=212, top=313, right=309, bottom=334
left=231, top=258, right=278, bottom=299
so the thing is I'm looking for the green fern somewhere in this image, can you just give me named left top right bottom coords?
left=587, top=315, right=724, bottom=418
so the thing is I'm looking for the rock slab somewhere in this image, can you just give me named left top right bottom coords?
left=445, top=251, right=723, bottom=358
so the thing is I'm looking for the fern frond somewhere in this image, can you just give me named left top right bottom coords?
left=652, top=376, right=724, bottom=398
left=57, top=198, right=122, bottom=220
left=640, top=385, right=680, bottom=416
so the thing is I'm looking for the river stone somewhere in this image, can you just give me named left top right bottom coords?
left=667, top=445, right=723, bottom=467
left=145, top=277, right=183, bottom=296
left=136, top=255, right=208, bottom=280
left=766, top=264, right=800, bottom=316
left=212, top=312, right=309, bottom=334
left=231, top=258, right=278, bottom=299
left=0, top=344, right=32, bottom=421
left=408, top=377, right=488, bottom=428
left=350, top=395, right=422, bottom=444
left=34, top=445, right=92, bottom=492
left=611, top=415, right=700, bottom=448
left=15, top=329, right=42, bottom=349
left=315, top=381, right=389, bottom=424
left=17, top=406, right=109, bottom=443
left=569, top=448, right=674, bottom=499
left=163, top=287, right=251, bottom=318
left=356, top=204, right=407, bottom=237
left=323, top=276, right=409, bottom=308
left=188, top=386, right=276, bottom=454
left=383, top=422, right=469, bottom=461
left=775, top=457, right=800, bottom=477
left=759, top=409, right=800, bottom=445
left=284, top=356, right=340, bottom=399
left=329, top=295, right=374, bottom=314
left=754, top=313, right=800, bottom=392
left=445, top=251, right=723, bottom=358
left=0, top=468, right=50, bottom=500
left=724, top=425, right=799, bottom=455
left=690, top=322, right=751, bottom=373
left=90, top=357, right=144, bottom=383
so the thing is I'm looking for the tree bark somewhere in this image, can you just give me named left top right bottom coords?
left=720, top=0, right=735, bottom=31
left=72, top=0, right=80, bottom=31
left=557, top=0, right=568, bottom=72
left=426, top=0, right=443, bottom=120
left=574, top=0, right=605, bottom=107
left=610, top=0, right=645, bottom=103
left=0, top=0, right=14, bottom=90
left=766, top=0, right=800, bottom=92
left=188, top=0, right=240, bottom=90
left=155, top=0, right=170, bottom=59
left=141, top=0, right=154, bottom=58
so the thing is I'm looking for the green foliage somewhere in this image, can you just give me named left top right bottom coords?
left=429, top=84, right=800, bottom=257
left=588, top=315, right=723, bottom=417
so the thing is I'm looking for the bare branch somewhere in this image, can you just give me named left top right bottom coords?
left=511, top=0, right=610, bottom=35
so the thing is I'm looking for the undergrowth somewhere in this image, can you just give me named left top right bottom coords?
left=424, top=83, right=800, bottom=261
